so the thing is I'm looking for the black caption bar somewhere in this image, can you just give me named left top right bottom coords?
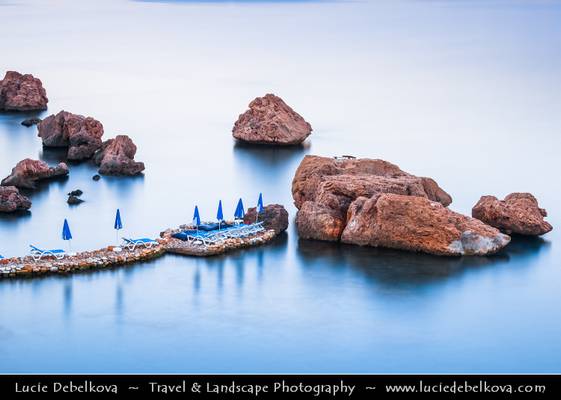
left=0, top=375, right=558, bottom=398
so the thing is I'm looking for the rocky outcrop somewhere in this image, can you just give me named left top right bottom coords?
left=93, top=135, right=145, bottom=175
left=0, top=71, right=48, bottom=111
left=232, top=94, right=312, bottom=145
left=0, top=186, right=31, bottom=213
left=244, top=204, right=289, bottom=235
left=37, top=110, right=104, bottom=160
left=341, top=194, right=510, bottom=256
left=1, top=159, right=68, bottom=189
left=292, top=155, right=452, bottom=241
left=21, top=117, right=42, bottom=127
left=472, top=193, right=553, bottom=236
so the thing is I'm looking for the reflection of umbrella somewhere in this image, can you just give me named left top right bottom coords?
left=234, top=198, right=245, bottom=220
left=193, top=205, right=201, bottom=226
left=62, top=219, right=72, bottom=252
left=256, top=193, right=264, bottom=222
left=217, top=200, right=224, bottom=230
left=114, top=209, right=123, bottom=246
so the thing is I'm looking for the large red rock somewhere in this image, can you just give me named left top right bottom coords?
left=0, top=186, right=31, bottom=213
left=292, top=155, right=452, bottom=241
left=37, top=110, right=104, bottom=160
left=233, top=94, right=312, bottom=145
left=472, top=193, right=552, bottom=236
left=341, top=194, right=510, bottom=256
left=244, top=204, right=289, bottom=235
left=1, top=159, right=68, bottom=189
left=93, top=135, right=145, bottom=176
left=0, top=71, right=48, bottom=111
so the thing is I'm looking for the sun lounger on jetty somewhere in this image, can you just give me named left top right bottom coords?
left=29, top=245, right=66, bottom=261
left=122, top=238, right=158, bottom=251
left=171, top=222, right=266, bottom=246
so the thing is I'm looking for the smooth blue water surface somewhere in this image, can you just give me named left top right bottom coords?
left=0, top=0, right=560, bottom=372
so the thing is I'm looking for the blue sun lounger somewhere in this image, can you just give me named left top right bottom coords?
left=122, top=238, right=158, bottom=251
left=29, top=245, right=66, bottom=261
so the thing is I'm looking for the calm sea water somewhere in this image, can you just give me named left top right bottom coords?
left=0, top=0, right=560, bottom=373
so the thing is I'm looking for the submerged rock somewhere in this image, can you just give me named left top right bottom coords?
left=67, top=195, right=84, bottom=205
left=21, top=117, right=42, bottom=127
left=0, top=71, right=48, bottom=111
left=244, top=204, right=289, bottom=235
left=0, top=186, right=31, bottom=213
left=292, top=155, right=452, bottom=242
left=341, top=194, right=510, bottom=256
left=37, top=110, right=104, bottom=160
left=232, top=94, right=312, bottom=145
left=472, top=193, right=552, bottom=236
left=93, top=135, right=145, bottom=175
left=92, top=174, right=101, bottom=181
left=68, top=189, right=83, bottom=197
left=1, top=159, right=69, bottom=189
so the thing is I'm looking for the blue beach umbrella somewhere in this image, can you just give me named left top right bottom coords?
left=256, top=193, right=264, bottom=222
left=62, top=219, right=72, bottom=252
left=114, top=209, right=123, bottom=246
left=193, top=205, right=201, bottom=227
left=62, top=219, right=73, bottom=241
left=217, top=200, right=224, bottom=229
left=234, top=198, right=245, bottom=220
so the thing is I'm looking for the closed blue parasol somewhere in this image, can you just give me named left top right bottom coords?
left=114, top=209, right=123, bottom=247
left=193, top=205, right=201, bottom=226
left=62, top=219, right=72, bottom=241
left=256, top=193, right=264, bottom=222
left=114, top=209, right=123, bottom=230
left=234, top=198, right=245, bottom=220
left=217, top=200, right=224, bottom=229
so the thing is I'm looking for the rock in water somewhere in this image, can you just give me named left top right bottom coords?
left=0, top=186, right=32, bottom=213
left=472, top=193, right=553, bottom=236
left=0, top=71, right=48, bottom=111
left=37, top=110, right=104, bottom=160
left=1, top=159, right=69, bottom=189
left=341, top=194, right=510, bottom=256
left=292, top=155, right=452, bottom=241
left=92, top=174, right=101, bottom=181
left=93, top=135, right=145, bottom=175
left=67, top=195, right=84, bottom=205
left=244, top=204, right=289, bottom=235
left=21, top=117, right=42, bottom=127
left=68, top=189, right=83, bottom=197
left=232, top=94, right=312, bottom=145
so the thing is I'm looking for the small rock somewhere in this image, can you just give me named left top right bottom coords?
left=0, top=71, right=48, bottom=111
left=93, top=135, right=145, bottom=175
left=244, top=204, right=289, bottom=235
left=472, top=192, right=553, bottom=236
left=233, top=93, right=312, bottom=145
left=0, top=186, right=32, bottom=213
left=92, top=174, right=101, bottom=181
left=67, top=189, right=83, bottom=197
left=67, top=195, right=84, bottom=205
left=21, top=117, right=42, bottom=127
left=1, top=159, right=69, bottom=189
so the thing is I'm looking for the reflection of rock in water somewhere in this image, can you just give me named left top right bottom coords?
left=296, top=237, right=550, bottom=287
left=233, top=142, right=310, bottom=188
left=39, top=147, right=69, bottom=164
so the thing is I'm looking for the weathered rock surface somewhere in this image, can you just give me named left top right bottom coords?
left=0, top=186, right=31, bottom=213
left=341, top=194, right=510, bottom=256
left=232, top=94, right=312, bottom=145
left=21, top=117, right=42, bottom=127
left=292, top=155, right=452, bottom=241
left=37, top=110, right=104, bottom=160
left=93, top=135, right=145, bottom=175
left=0, top=71, right=48, bottom=111
left=472, top=193, right=552, bottom=236
left=244, top=204, right=289, bottom=235
left=1, top=159, right=69, bottom=189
